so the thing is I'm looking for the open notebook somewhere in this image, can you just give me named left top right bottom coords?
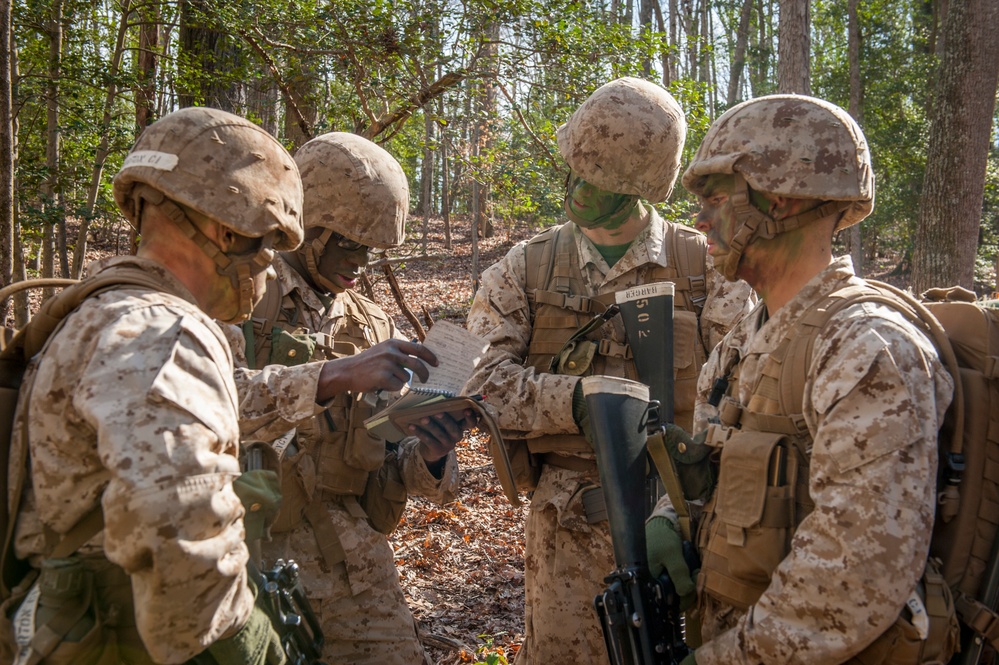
left=363, top=321, right=490, bottom=442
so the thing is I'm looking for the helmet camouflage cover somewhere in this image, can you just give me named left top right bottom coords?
left=295, top=132, right=409, bottom=250
left=683, top=94, right=874, bottom=231
left=113, top=107, right=304, bottom=251
left=556, top=77, right=687, bottom=203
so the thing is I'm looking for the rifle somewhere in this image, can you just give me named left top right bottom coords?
left=584, top=376, right=691, bottom=665
left=244, top=442, right=327, bottom=665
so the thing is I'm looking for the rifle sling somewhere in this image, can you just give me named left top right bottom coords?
left=647, top=431, right=692, bottom=541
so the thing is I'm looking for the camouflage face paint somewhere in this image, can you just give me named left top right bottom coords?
left=693, top=173, right=741, bottom=263
left=315, top=233, right=370, bottom=294
left=564, top=171, right=639, bottom=230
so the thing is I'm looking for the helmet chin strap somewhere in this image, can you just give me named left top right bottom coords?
left=303, top=228, right=344, bottom=295
left=718, top=175, right=851, bottom=281
left=133, top=184, right=273, bottom=323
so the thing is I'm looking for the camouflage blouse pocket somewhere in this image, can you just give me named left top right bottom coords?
left=268, top=326, right=316, bottom=367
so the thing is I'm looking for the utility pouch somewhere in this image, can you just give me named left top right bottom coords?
left=507, top=439, right=542, bottom=493
left=699, top=430, right=796, bottom=610
left=7, top=558, right=118, bottom=665
left=846, top=559, right=959, bottom=665
left=673, top=310, right=703, bottom=424
left=359, top=456, right=408, bottom=535
left=268, top=327, right=315, bottom=367
left=268, top=432, right=318, bottom=535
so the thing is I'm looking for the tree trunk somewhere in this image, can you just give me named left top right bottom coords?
left=846, top=0, right=864, bottom=275
left=41, top=0, right=63, bottom=297
left=668, top=0, right=678, bottom=82
left=778, top=0, right=810, bottom=94
left=727, top=0, right=754, bottom=105
left=912, top=0, right=999, bottom=293
left=640, top=0, right=654, bottom=76
left=135, top=0, right=160, bottom=131
left=282, top=59, right=318, bottom=150
left=10, top=39, right=25, bottom=325
left=178, top=0, right=243, bottom=112
left=421, top=108, right=434, bottom=255
left=0, top=0, right=11, bottom=323
left=682, top=0, right=699, bottom=78
left=440, top=86, right=451, bottom=250
left=653, top=0, right=672, bottom=86
left=74, top=0, right=131, bottom=278
left=472, top=23, right=497, bottom=241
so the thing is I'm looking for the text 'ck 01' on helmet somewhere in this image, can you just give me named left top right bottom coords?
left=557, top=77, right=687, bottom=204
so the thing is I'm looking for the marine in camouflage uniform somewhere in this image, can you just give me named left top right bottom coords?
left=660, top=95, right=957, bottom=664
left=232, top=132, right=464, bottom=665
left=464, top=78, right=756, bottom=665
left=7, top=108, right=306, bottom=664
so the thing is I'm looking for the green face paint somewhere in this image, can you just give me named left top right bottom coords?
left=563, top=171, right=638, bottom=230
left=693, top=173, right=740, bottom=263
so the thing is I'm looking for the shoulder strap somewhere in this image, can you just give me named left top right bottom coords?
left=760, top=280, right=962, bottom=460
left=666, top=224, right=708, bottom=312
left=245, top=279, right=285, bottom=369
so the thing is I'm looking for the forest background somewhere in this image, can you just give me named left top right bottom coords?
left=0, top=1, right=996, bottom=662
left=0, top=0, right=998, bottom=327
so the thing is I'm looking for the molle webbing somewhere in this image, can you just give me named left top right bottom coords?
left=523, top=221, right=707, bottom=365
left=700, top=281, right=948, bottom=613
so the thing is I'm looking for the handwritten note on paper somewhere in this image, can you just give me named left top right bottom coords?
left=411, top=320, right=490, bottom=396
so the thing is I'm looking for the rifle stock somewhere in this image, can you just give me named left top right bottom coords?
left=243, top=441, right=327, bottom=665
left=583, top=376, right=690, bottom=665
left=616, top=283, right=675, bottom=514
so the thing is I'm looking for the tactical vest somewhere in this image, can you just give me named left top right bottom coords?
left=246, top=283, right=396, bottom=529
left=697, top=283, right=959, bottom=664
left=522, top=220, right=708, bottom=457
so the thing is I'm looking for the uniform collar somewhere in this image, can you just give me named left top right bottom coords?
left=87, top=255, right=200, bottom=307
left=273, top=254, right=330, bottom=317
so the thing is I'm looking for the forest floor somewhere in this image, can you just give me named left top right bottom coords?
left=8, top=213, right=931, bottom=665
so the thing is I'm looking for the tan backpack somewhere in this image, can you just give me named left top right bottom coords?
left=920, top=286, right=999, bottom=661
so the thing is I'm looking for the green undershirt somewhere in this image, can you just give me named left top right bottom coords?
left=593, top=241, right=632, bottom=267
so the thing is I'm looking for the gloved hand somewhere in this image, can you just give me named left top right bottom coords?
left=207, top=605, right=286, bottom=665
left=679, top=650, right=697, bottom=665
left=646, top=513, right=697, bottom=611
left=662, top=423, right=715, bottom=502
left=232, top=470, right=282, bottom=542
left=572, top=381, right=593, bottom=445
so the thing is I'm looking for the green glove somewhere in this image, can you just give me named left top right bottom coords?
left=646, top=514, right=696, bottom=611
left=571, top=381, right=593, bottom=446
left=207, top=605, right=286, bottom=665
left=662, top=423, right=715, bottom=502
left=679, top=650, right=697, bottom=665
left=232, top=470, right=282, bottom=542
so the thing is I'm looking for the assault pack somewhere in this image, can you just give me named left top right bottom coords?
left=738, top=280, right=999, bottom=663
